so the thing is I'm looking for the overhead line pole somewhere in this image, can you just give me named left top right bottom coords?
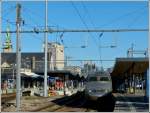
left=0, top=1, right=1, bottom=111
left=148, top=0, right=150, bottom=104
left=44, top=0, right=48, bottom=97
left=16, top=3, right=21, bottom=111
left=1, top=28, right=148, bottom=34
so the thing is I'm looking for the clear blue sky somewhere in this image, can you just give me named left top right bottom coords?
left=1, top=1, right=148, bottom=69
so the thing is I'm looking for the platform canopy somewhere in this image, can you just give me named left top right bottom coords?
left=111, top=57, right=149, bottom=78
left=21, top=71, right=42, bottom=78
left=34, top=69, right=81, bottom=80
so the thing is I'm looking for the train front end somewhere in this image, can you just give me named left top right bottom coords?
left=85, top=75, right=112, bottom=101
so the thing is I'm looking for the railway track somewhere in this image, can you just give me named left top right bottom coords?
left=1, top=93, right=16, bottom=104
left=1, top=93, right=16, bottom=110
left=1, top=91, right=33, bottom=111
left=30, top=91, right=97, bottom=112
left=53, top=93, right=87, bottom=112
left=30, top=94, right=81, bottom=112
left=1, top=91, right=31, bottom=104
left=2, top=91, right=115, bottom=112
left=54, top=96, right=96, bottom=112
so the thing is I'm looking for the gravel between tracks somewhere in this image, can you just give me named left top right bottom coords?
left=1, top=95, right=64, bottom=112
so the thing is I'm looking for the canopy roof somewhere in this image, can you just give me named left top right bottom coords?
left=111, top=57, right=149, bottom=78
left=21, top=71, right=43, bottom=78
left=34, top=70, right=82, bottom=80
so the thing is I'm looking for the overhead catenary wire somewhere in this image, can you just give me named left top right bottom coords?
left=2, top=20, right=44, bottom=53
left=81, top=2, right=104, bottom=67
left=2, top=2, right=148, bottom=59
left=80, top=2, right=147, bottom=66
left=70, top=1, right=99, bottom=47
left=70, top=1, right=90, bottom=32
left=22, top=5, right=66, bottom=30
left=2, top=5, right=16, bottom=19
left=1, top=28, right=148, bottom=33
left=2, top=5, right=16, bottom=29
left=3, top=3, right=147, bottom=39
left=2, top=3, right=147, bottom=33
left=22, top=7, right=46, bottom=28
left=81, top=2, right=96, bottom=30
left=2, top=18, right=44, bottom=45
left=22, top=25, right=44, bottom=43
left=44, top=59, right=115, bottom=61
left=127, top=9, right=147, bottom=28
left=99, top=6, right=147, bottom=28
left=2, top=18, right=16, bottom=26
left=22, top=6, right=68, bottom=46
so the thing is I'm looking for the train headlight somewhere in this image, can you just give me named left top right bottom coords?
left=88, top=89, right=96, bottom=93
left=104, top=89, right=108, bottom=93
left=88, top=90, right=92, bottom=93
left=104, top=89, right=110, bottom=93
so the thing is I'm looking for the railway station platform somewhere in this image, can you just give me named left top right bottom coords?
left=111, top=57, right=149, bottom=100
left=113, top=93, right=149, bottom=112
left=1, top=67, right=85, bottom=96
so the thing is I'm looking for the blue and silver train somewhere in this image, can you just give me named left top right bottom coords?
left=84, top=72, right=112, bottom=101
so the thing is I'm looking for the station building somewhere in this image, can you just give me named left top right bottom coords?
left=1, top=42, right=85, bottom=96
left=1, top=52, right=85, bottom=96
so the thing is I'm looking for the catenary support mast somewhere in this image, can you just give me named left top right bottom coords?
left=16, top=3, right=21, bottom=111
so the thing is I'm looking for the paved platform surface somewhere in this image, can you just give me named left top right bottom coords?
left=113, top=93, right=149, bottom=112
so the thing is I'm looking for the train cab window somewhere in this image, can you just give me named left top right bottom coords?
left=100, top=77, right=110, bottom=81
left=88, top=77, right=98, bottom=81
left=88, top=76, right=110, bottom=82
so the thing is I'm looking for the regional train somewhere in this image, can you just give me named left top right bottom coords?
left=84, top=72, right=112, bottom=101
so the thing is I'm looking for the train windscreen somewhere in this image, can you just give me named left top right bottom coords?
left=88, top=76, right=110, bottom=82
left=89, top=77, right=97, bottom=81
left=100, top=77, right=110, bottom=81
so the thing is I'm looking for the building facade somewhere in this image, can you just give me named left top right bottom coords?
left=48, top=42, right=64, bottom=70
left=64, top=66, right=81, bottom=76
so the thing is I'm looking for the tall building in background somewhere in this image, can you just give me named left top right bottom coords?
left=81, top=61, right=98, bottom=78
left=3, top=26, right=13, bottom=53
left=47, top=42, right=64, bottom=70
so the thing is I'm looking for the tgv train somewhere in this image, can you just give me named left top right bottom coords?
left=84, top=72, right=112, bottom=101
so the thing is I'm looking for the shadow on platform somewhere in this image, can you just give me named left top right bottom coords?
left=51, top=91, right=116, bottom=112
